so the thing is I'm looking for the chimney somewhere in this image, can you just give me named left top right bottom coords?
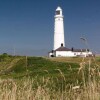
left=52, top=50, right=54, bottom=53
left=71, top=47, right=74, bottom=51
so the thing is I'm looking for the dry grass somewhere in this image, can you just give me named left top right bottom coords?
left=0, top=77, right=99, bottom=100
left=0, top=57, right=100, bottom=100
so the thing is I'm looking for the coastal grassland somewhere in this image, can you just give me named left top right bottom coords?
left=0, top=54, right=100, bottom=100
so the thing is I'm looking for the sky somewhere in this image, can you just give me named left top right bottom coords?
left=0, top=0, right=100, bottom=56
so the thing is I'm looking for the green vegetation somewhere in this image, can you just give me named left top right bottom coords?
left=0, top=55, right=100, bottom=82
left=0, top=54, right=100, bottom=100
left=0, top=55, right=80, bottom=83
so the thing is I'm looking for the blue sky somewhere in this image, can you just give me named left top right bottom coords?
left=0, top=0, right=100, bottom=56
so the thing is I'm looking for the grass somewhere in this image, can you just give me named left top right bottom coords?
left=0, top=56, right=80, bottom=81
left=0, top=69, right=99, bottom=100
left=0, top=54, right=100, bottom=99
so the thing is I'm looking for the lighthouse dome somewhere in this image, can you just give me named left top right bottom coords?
left=56, top=6, right=62, bottom=11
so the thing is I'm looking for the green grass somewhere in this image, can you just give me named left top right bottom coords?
left=0, top=55, right=99, bottom=85
left=0, top=56, right=80, bottom=83
left=0, top=55, right=100, bottom=100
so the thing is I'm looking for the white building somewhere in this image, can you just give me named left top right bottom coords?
left=49, top=6, right=92, bottom=57
left=49, top=44, right=92, bottom=57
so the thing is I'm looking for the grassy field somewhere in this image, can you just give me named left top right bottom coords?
left=0, top=54, right=100, bottom=100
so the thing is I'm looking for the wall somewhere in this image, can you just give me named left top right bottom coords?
left=55, top=51, right=92, bottom=57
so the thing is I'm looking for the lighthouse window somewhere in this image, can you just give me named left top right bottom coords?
left=56, top=11, right=60, bottom=15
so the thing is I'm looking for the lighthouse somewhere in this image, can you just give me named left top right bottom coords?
left=53, top=6, right=65, bottom=50
left=48, top=7, right=92, bottom=57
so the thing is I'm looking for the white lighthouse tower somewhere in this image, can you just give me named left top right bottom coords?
left=53, top=6, right=65, bottom=50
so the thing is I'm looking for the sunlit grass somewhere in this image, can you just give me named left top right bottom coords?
left=0, top=55, right=100, bottom=99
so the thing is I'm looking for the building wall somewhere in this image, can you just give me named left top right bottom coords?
left=54, top=17, right=65, bottom=50
left=55, top=51, right=75, bottom=57
left=55, top=51, right=92, bottom=57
